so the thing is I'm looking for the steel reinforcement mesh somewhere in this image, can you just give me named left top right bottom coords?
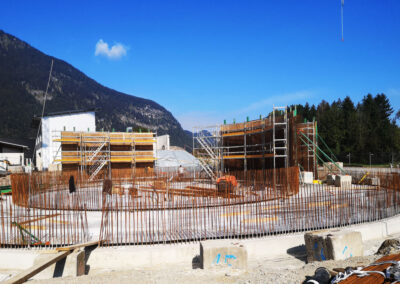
left=1, top=167, right=399, bottom=248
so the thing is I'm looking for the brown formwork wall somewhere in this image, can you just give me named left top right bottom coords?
left=58, top=131, right=155, bottom=178
left=294, top=120, right=317, bottom=174
left=221, top=113, right=316, bottom=173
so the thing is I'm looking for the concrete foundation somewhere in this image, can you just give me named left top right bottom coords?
left=305, top=230, right=363, bottom=262
left=335, top=175, right=352, bottom=188
left=200, top=240, right=247, bottom=269
left=327, top=175, right=336, bottom=185
left=0, top=215, right=400, bottom=276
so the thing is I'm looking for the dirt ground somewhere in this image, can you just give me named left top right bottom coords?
left=25, top=252, right=381, bottom=284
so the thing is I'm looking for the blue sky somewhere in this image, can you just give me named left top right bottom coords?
left=1, top=0, right=400, bottom=130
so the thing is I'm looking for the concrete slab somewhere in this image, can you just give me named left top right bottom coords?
left=302, top=172, right=313, bottom=184
left=335, top=175, right=352, bottom=188
left=326, top=231, right=363, bottom=260
left=305, top=230, right=331, bottom=262
left=200, top=240, right=247, bottom=269
left=305, top=230, right=363, bottom=262
left=327, top=175, right=336, bottom=185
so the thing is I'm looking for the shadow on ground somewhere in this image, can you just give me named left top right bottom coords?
left=287, top=245, right=307, bottom=262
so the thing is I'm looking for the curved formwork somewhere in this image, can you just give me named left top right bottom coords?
left=1, top=167, right=400, bottom=248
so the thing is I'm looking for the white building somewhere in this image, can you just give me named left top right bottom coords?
left=35, top=109, right=96, bottom=171
left=0, top=139, right=29, bottom=174
left=156, top=134, right=170, bottom=150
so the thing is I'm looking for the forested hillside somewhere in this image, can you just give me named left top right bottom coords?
left=293, top=94, right=400, bottom=164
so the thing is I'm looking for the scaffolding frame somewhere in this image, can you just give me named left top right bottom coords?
left=192, top=125, right=221, bottom=180
left=51, top=131, right=156, bottom=179
left=193, top=106, right=318, bottom=180
left=272, top=106, right=289, bottom=169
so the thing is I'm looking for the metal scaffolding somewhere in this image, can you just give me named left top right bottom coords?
left=192, top=125, right=221, bottom=180
left=193, top=106, right=318, bottom=179
left=51, top=131, right=156, bottom=180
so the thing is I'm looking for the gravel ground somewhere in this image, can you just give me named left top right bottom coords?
left=25, top=254, right=381, bottom=284
left=1, top=236, right=397, bottom=284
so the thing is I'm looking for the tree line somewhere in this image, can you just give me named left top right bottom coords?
left=292, top=94, right=400, bottom=165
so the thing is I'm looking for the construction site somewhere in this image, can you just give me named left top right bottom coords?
left=0, top=107, right=400, bottom=283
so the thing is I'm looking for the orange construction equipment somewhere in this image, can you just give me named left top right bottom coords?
left=216, top=175, right=238, bottom=187
left=216, top=175, right=238, bottom=194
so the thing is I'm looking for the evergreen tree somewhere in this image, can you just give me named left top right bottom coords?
left=296, top=94, right=400, bottom=164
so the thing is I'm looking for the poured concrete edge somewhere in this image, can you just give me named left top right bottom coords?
left=1, top=214, right=399, bottom=272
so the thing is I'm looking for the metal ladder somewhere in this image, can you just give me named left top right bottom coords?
left=89, top=160, right=108, bottom=181
left=272, top=106, right=288, bottom=169
left=303, top=122, right=316, bottom=172
left=86, top=138, right=110, bottom=181
left=87, top=141, right=107, bottom=162
left=198, top=158, right=216, bottom=180
left=193, top=127, right=220, bottom=180
left=196, top=136, right=218, bottom=160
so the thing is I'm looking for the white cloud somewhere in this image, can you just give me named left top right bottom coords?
left=95, top=39, right=127, bottom=59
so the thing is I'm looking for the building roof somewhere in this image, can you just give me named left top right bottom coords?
left=155, top=149, right=200, bottom=169
left=37, top=108, right=98, bottom=118
left=0, top=138, right=29, bottom=149
left=31, top=108, right=99, bottom=128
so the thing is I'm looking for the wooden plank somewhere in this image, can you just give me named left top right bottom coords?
left=221, top=131, right=245, bottom=137
left=223, top=154, right=273, bottom=159
left=56, top=240, right=104, bottom=252
left=4, top=251, right=71, bottom=284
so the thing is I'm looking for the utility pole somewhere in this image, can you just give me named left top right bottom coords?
left=347, top=152, right=351, bottom=165
left=369, top=153, right=373, bottom=168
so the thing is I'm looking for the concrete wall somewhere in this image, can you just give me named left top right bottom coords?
left=38, top=111, right=96, bottom=170
left=1, top=214, right=400, bottom=278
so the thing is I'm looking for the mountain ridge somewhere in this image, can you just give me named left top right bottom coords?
left=0, top=30, right=191, bottom=147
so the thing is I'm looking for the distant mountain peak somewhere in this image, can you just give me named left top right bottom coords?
left=0, top=30, right=191, bottom=147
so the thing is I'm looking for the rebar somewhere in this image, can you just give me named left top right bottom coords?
left=0, top=167, right=399, bottom=248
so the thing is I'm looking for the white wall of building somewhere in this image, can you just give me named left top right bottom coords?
left=0, top=153, right=24, bottom=171
left=37, top=111, right=95, bottom=170
left=156, top=135, right=170, bottom=151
